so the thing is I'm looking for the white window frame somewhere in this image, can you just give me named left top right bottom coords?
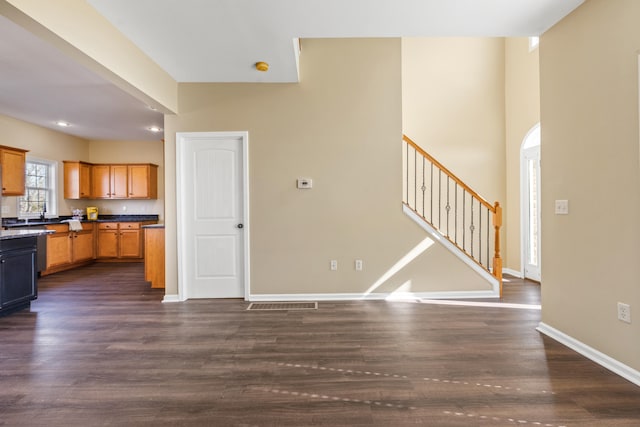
left=18, top=157, right=58, bottom=219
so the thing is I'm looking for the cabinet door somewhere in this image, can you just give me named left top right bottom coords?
left=64, top=161, right=92, bottom=199
left=72, top=231, right=94, bottom=262
left=119, top=228, right=141, bottom=258
left=91, top=165, right=111, bottom=198
left=1, top=148, right=26, bottom=196
left=46, top=232, right=73, bottom=268
left=79, top=163, right=91, bottom=198
left=97, top=230, right=119, bottom=258
left=128, top=165, right=150, bottom=198
left=0, top=248, right=37, bottom=308
left=111, top=165, right=128, bottom=198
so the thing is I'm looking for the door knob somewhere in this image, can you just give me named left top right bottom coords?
left=236, top=224, right=244, bottom=229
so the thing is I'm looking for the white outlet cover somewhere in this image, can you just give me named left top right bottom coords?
left=555, top=199, right=569, bottom=215
left=617, top=302, right=631, bottom=324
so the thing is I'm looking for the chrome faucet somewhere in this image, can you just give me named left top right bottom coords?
left=39, top=202, right=46, bottom=221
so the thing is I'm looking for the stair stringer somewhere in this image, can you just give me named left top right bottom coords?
left=403, top=204, right=500, bottom=297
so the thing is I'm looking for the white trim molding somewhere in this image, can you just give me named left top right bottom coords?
left=403, top=204, right=500, bottom=294
left=502, top=268, right=523, bottom=278
left=537, top=322, right=640, bottom=387
left=249, top=290, right=498, bottom=302
left=162, top=294, right=181, bottom=303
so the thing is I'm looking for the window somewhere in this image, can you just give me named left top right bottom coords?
left=19, top=158, right=57, bottom=218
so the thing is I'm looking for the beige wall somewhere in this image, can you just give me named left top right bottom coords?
left=163, top=38, right=492, bottom=297
left=401, top=38, right=506, bottom=206
left=505, top=38, right=540, bottom=272
left=0, top=113, right=88, bottom=217
left=540, top=0, right=640, bottom=370
left=88, top=140, right=164, bottom=219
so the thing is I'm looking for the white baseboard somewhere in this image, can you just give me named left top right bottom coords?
left=503, top=268, right=523, bottom=278
left=162, top=294, right=181, bottom=303
left=248, top=290, right=499, bottom=302
left=537, top=322, right=640, bottom=387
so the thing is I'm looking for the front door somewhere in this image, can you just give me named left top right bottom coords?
left=177, top=132, right=248, bottom=299
left=522, top=125, right=541, bottom=282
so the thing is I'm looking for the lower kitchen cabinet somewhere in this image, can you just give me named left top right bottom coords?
left=42, top=223, right=95, bottom=275
left=0, top=236, right=38, bottom=315
left=97, top=222, right=147, bottom=260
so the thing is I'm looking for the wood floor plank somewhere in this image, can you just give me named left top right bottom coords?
left=0, top=265, right=639, bottom=426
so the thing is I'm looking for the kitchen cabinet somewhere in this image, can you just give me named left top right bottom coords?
left=144, top=226, right=164, bottom=289
left=92, top=164, right=127, bottom=199
left=42, top=223, right=95, bottom=275
left=63, top=161, right=92, bottom=199
left=65, top=161, right=158, bottom=200
left=97, top=222, right=146, bottom=260
left=0, top=236, right=37, bottom=315
left=127, top=164, right=158, bottom=199
left=0, top=145, right=28, bottom=196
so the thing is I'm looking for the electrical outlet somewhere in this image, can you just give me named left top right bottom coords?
left=355, top=259, right=363, bottom=271
left=330, top=260, right=338, bottom=271
left=617, top=302, right=631, bottom=324
left=555, top=200, right=569, bottom=215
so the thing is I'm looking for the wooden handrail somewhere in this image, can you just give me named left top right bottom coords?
left=403, top=134, right=503, bottom=296
left=403, top=135, right=495, bottom=212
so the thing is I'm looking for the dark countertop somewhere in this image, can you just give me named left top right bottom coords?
left=3, top=214, right=159, bottom=229
left=0, top=229, right=55, bottom=240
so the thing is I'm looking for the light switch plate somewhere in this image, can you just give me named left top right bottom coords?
left=555, top=199, right=569, bottom=215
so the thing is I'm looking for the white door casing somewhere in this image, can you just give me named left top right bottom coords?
left=176, top=131, right=249, bottom=300
left=521, top=124, right=541, bottom=282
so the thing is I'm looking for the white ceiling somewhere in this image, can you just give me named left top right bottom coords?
left=0, top=0, right=584, bottom=140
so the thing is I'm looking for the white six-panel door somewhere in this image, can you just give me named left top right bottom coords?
left=177, top=132, right=249, bottom=299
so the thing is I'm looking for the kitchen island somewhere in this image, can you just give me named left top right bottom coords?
left=0, top=229, right=54, bottom=316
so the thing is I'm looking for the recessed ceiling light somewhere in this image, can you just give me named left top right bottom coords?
left=56, top=121, right=70, bottom=127
left=148, top=126, right=162, bottom=132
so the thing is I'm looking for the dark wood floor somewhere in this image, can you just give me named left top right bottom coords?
left=1, top=264, right=639, bottom=426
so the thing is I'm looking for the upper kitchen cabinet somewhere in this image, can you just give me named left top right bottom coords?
left=91, top=164, right=128, bottom=199
left=64, top=162, right=158, bottom=200
left=127, top=164, right=158, bottom=199
left=0, top=145, right=27, bottom=196
left=63, top=161, right=92, bottom=199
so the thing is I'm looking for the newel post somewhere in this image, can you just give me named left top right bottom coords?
left=492, top=201, right=503, bottom=298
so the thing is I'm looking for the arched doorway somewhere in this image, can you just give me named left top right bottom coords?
left=521, top=124, right=541, bottom=281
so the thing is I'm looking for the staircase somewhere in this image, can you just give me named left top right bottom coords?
left=402, top=135, right=503, bottom=296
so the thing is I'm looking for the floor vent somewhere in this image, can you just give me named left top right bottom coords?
left=247, top=302, right=318, bottom=311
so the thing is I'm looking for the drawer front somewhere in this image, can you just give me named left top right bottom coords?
left=80, top=223, right=94, bottom=232
left=98, top=223, right=118, bottom=230
left=119, top=222, right=140, bottom=230
left=45, top=224, right=69, bottom=233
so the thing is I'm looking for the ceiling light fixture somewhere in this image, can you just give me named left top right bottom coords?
left=56, top=121, right=70, bottom=127
left=255, top=61, right=269, bottom=72
left=148, top=126, right=162, bottom=132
